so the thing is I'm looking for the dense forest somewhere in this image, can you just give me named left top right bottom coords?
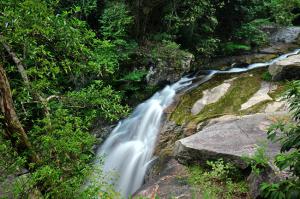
left=0, top=0, right=300, bottom=198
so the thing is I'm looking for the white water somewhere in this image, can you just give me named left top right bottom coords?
left=96, top=48, right=300, bottom=197
left=97, top=77, right=193, bottom=196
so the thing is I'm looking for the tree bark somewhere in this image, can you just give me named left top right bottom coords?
left=2, top=42, right=30, bottom=85
left=0, top=64, right=38, bottom=163
left=1, top=38, right=50, bottom=116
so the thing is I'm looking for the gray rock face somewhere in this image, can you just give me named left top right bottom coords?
left=134, top=159, right=193, bottom=199
left=146, top=53, right=194, bottom=86
left=240, top=82, right=274, bottom=110
left=270, top=27, right=300, bottom=44
left=247, top=166, right=279, bottom=199
left=269, top=54, right=300, bottom=81
left=173, top=113, right=283, bottom=169
left=191, top=82, right=231, bottom=115
left=265, top=100, right=288, bottom=113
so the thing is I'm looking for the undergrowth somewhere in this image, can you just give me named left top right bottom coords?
left=188, top=159, right=249, bottom=199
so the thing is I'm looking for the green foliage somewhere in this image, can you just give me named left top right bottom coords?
left=20, top=108, right=92, bottom=197
left=268, top=0, right=300, bottom=25
left=99, top=1, right=137, bottom=61
left=0, top=137, right=26, bottom=182
left=260, top=80, right=300, bottom=198
left=163, top=0, right=220, bottom=57
left=150, top=40, right=191, bottom=68
left=0, top=0, right=130, bottom=198
left=160, top=0, right=300, bottom=56
left=56, top=0, right=97, bottom=18
left=243, top=145, right=269, bottom=175
left=222, top=42, right=251, bottom=55
left=261, top=180, right=300, bottom=199
left=234, top=19, right=269, bottom=46
left=262, top=71, right=273, bottom=81
left=100, top=2, right=133, bottom=40
left=121, top=70, right=147, bottom=82
left=67, top=81, right=129, bottom=122
left=0, top=0, right=122, bottom=89
left=150, top=32, right=173, bottom=42
left=188, top=159, right=248, bottom=199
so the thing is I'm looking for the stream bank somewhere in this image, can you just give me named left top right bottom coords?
left=134, top=28, right=300, bottom=199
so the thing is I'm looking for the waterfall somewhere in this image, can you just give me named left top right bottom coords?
left=96, top=48, right=300, bottom=197
left=97, top=77, right=193, bottom=196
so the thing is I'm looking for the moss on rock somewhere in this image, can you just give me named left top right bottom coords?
left=171, top=69, right=267, bottom=127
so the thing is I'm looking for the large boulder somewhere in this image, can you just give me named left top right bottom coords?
left=134, top=159, right=193, bottom=198
left=173, top=113, right=283, bottom=169
left=247, top=166, right=280, bottom=199
left=269, top=54, right=300, bottom=81
left=269, top=26, right=300, bottom=44
left=146, top=51, right=194, bottom=86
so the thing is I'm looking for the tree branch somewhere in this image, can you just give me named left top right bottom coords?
left=0, top=64, right=39, bottom=163
left=1, top=37, right=50, bottom=116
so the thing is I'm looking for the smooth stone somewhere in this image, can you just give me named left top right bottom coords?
left=240, top=82, right=274, bottom=110
left=269, top=54, right=300, bottom=81
left=174, top=113, right=283, bottom=169
left=265, top=101, right=288, bottom=113
left=191, top=82, right=231, bottom=115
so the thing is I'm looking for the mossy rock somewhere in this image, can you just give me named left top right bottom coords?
left=171, top=69, right=267, bottom=126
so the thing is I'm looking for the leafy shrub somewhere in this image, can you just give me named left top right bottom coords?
left=243, top=146, right=269, bottom=175
left=234, top=19, right=269, bottom=47
left=99, top=1, right=137, bottom=62
left=67, top=81, right=129, bottom=122
left=222, top=42, right=251, bottom=55
left=188, top=159, right=248, bottom=199
left=150, top=32, right=174, bottom=42
left=121, top=70, right=147, bottom=82
left=262, top=71, right=273, bottom=81
left=260, top=80, right=300, bottom=198
left=150, top=40, right=191, bottom=69
left=195, top=37, right=220, bottom=58
left=100, top=2, right=133, bottom=40
left=268, top=0, right=300, bottom=25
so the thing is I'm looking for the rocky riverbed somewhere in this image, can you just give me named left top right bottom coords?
left=134, top=27, right=300, bottom=199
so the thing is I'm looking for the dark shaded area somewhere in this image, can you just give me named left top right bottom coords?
left=292, top=8, right=300, bottom=26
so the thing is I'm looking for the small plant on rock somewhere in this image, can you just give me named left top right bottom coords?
left=243, top=145, right=270, bottom=175
left=188, top=159, right=249, bottom=199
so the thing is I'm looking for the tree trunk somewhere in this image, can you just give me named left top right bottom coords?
left=1, top=38, right=50, bottom=116
left=0, top=64, right=38, bottom=163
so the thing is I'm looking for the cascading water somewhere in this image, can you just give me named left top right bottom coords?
left=97, top=77, right=194, bottom=196
left=96, top=48, right=300, bottom=197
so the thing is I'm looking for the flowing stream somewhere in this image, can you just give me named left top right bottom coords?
left=96, top=48, right=300, bottom=197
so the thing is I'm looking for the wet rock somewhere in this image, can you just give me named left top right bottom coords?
left=174, top=113, right=283, bottom=169
left=202, top=53, right=278, bottom=71
left=269, top=54, right=300, bottom=81
left=240, top=82, right=275, bottom=110
left=247, top=166, right=279, bottom=199
left=155, top=121, right=184, bottom=156
left=91, top=120, right=116, bottom=151
left=134, top=159, right=193, bottom=199
left=146, top=52, right=194, bottom=86
left=153, top=121, right=184, bottom=177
